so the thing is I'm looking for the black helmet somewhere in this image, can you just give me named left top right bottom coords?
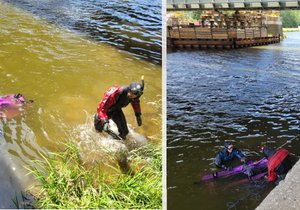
left=129, top=82, right=143, bottom=96
left=224, top=141, right=234, bottom=149
left=129, top=76, right=145, bottom=97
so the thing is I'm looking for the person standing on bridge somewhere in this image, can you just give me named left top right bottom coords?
left=215, top=141, right=246, bottom=171
left=261, top=146, right=295, bottom=185
left=94, top=76, right=144, bottom=140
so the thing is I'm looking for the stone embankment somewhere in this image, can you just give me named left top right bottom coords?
left=256, top=160, right=300, bottom=210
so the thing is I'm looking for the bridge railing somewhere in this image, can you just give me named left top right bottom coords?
left=168, top=0, right=298, bottom=3
left=167, top=26, right=271, bottom=40
left=167, top=0, right=300, bottom=10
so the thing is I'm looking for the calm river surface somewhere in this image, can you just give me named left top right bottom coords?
left=3, top=0, right=162, bottom=64
left=0, top=1, right=161, bottom=207
left=167, top=32, right=300, bottom=210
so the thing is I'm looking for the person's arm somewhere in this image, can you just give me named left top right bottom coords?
left=97, top=86, right=120, bottom=121
left=131, top=98, right=142, bottom=126
left=268, top=169, right=277, bottom=182
left=215, top=152, right=227, bottom=170
left=131, top=98, right=141, bottom=114
left=234, top=149, right=246, bottom=162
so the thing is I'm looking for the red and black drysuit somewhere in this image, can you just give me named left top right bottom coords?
left=263, top=147, right=294, bottom=183
left=94, top=86, right=141, bottom=139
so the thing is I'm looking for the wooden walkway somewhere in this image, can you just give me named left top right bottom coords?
left=167, top=27, right=280, bottom=49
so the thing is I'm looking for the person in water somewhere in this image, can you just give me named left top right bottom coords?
left=94, top=77, right=144, bottom=140
left=262, top=146, right=295, bottom=185
left=215, top=141, right=246, bottom=170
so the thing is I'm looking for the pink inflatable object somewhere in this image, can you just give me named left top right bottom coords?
left=0, top=94, right=25, bottom=108
left=0, top=94, right=27, bottom=118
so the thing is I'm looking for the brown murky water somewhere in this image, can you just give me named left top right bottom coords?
left=0, top=1, right=161, bottom=207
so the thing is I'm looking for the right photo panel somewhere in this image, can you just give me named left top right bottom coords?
left=167, top=1, right=300, bottom=210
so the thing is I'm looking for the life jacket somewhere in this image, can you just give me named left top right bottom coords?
left=267, top=148, right=289, bottom=182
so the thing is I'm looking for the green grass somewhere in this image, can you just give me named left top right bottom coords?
left=28, top=143, right=162, bottom=209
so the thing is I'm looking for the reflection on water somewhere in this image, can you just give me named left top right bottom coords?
left=3, top=0, right=162, bottom=64
left=0, top=1, right=161, bottom=207
left=167, top=32, right=300, bottom=210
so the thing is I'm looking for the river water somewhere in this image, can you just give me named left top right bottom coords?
left=0, top=1, right=161, bottom=207
left=167, top=32, right=300, bottom=210
left=3, top=0, right=162, bottom=64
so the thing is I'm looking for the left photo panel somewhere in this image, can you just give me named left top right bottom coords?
left=0, top=0, right=162, bottom=208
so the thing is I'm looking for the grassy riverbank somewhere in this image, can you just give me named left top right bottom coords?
left=27, top=143, right=162, bottom=209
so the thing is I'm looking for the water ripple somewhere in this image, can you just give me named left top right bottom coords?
left=167, top=32, right=300, bottom=210
left=4, top=0, right=162, bottom=64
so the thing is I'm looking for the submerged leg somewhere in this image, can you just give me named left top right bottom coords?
left=111, top=110, right=129, bottom=139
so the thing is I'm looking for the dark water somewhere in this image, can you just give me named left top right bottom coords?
left=3, top=0, right=161, bottom=64
left=167, top=32, right=300, bottom=210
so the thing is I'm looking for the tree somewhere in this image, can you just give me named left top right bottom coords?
left=281, top=11, right=300, bottom=28
left=189, top=11, right=202, bottom=21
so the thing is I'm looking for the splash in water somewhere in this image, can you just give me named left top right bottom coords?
left=70, top=111, right=147, bottom=167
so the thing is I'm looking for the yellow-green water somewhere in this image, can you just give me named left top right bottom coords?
left=0, top=2, right=161, bottom=207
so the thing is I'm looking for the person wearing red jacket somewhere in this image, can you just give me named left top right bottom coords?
left=262, top=146, right=294, bottom=185
left=94, top=78, right=144, bottom=140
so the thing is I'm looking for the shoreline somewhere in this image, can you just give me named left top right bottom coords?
left=283, top=28, right=300, bottom=32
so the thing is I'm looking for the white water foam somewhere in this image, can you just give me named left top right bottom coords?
left=69, top=111, right=147, bottom=165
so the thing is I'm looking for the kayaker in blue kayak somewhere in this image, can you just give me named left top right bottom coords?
left=215, top=141, right=246, bottom=171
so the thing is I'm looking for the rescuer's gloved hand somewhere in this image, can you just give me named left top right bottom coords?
left=226, top=166, right=233, bottom=171
left=135, top=112, right=142, bottom=126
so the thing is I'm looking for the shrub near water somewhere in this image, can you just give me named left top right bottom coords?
left=29, top=143, right=162, bottom=209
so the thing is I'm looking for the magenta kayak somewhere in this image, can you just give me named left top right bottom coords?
left=0, top=93, right=31, bottom=118
left=0, top=93, right=26, bottom=108
left=201, top=158, right=268, bottom=182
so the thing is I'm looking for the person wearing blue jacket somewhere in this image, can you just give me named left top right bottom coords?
left=215, top=141, right=246, bottom=170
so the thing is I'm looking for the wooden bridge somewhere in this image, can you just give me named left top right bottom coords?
left=167, top=26, right=280, bottom=49
left=167, top=0, right=300, bottom=10
left=167, top=10, right=282, bottom=49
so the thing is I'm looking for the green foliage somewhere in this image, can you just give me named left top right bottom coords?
left=281, top=11, right=300, bottom=28
left=28, top=143, right=162, bottom=209
left=222, top=11, right=235, bottom=16
left=189, top=11, right=202, bottom=21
